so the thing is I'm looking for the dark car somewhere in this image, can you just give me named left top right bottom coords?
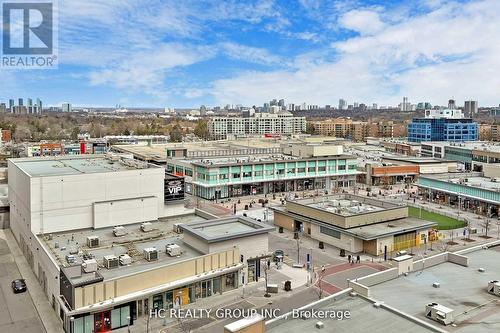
left=272, top=249, right=284, bottom=262
left=11, top=279, right=27, bottom=294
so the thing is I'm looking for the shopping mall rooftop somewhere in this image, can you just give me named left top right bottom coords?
left=11, top=154, right=155, bottom=177
left=42, top=214, right=206, bottom=282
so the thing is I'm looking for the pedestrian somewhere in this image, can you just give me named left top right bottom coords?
left=350, top=257, right=354, bottom=265
left=267, top=260, right=271, bottom=270
left=347, top=254, right=351, bottom=263
left=356, top=255, right=360, bottom=263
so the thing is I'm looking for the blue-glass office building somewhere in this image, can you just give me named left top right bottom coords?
left=407, top=118, right=478, bottom=142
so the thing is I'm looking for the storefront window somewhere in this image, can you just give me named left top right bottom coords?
left=213, top=277, right=221, bottom=295
left=111, top=309, right=121, bottom=329
left=165, top=291, right=173, bottom=309
left=201, top=280, right=212, bottom=298
left=189, top=284, right=196, bottom=302
left=224, top=272, right=237, bottom=291
left=153, top=294, right=163, bottom=311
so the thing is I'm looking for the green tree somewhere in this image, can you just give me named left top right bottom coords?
left=194, top=120, right=210, bottom=139
left=169, top=124, right=183, bottom=142
left=306, top=123, right=316, bottom=134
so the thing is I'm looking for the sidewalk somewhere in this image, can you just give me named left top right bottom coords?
left=2, top=229, right=64, bottom=333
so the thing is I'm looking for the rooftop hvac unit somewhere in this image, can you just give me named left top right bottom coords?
left=172, top=223, right=183, bottom=234
left=113, top=226, right=127, bottom=237
left=141, top=222, right=154, bottom=232
left=66, top=254, right=76, bottom=264
left=425, top=303, right=454, bottom=325
left=144, top=247, right=158, bottom=261
left=103, top=255, right=119, bottom=269
left=68, top=247, right=79, bottom=255
left=166, top=244, right=182, bottom=257
left=82, top=259, right=98, bottom=273
left=87, top=236, right=100, bottom=248
left=119, top=254, right=132, bottom=266
left=488, top=280, right=500, bottom=296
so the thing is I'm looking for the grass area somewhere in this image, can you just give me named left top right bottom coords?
left=408, top=206, right=467, bottom=230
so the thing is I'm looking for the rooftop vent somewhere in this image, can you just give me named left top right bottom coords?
left=144, top=247, right=158, bottom=261
left=141, top=222, right=154, bottom=232
left=87, top=236, right=99, bottom=248
left=103, top=255, right=119, bottom=269
left=119, top=254, right=132, bottom=266
left=82, top=259, right=98, bottom=273
left=166, top=244, right=182, bottom=257
left=113, top=226, right=127, bottom=237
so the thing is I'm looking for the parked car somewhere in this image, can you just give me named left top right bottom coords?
left=272, top=249, right=284, bottom=262
left=11, top=279, right=27, bottom=294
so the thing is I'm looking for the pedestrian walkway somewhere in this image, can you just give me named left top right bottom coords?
left=2, top=229, right=64, bottom=333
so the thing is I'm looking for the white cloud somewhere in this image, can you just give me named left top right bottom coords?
left=210, top=0, right=500, bottom=106
left=220, top=42, right=285, bottom=66
left=339, top=9, right=385, bottom=35
left=88, top=44, right=215, bottom=96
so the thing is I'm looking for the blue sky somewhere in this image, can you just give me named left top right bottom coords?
left=1, top=0, right=500, bottom=108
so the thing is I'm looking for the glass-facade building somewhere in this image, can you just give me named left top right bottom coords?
left=167, top=157, right=358, bottom=200
left=407, top=118, right=478, bottom=142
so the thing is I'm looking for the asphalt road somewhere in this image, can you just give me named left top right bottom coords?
left=0, top=237, right=45, bottom=333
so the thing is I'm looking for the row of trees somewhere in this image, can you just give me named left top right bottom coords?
left=0, top=114, right=212, bottom=143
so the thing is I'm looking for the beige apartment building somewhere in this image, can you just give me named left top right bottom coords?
left=311, top=119, right=405, bottom=141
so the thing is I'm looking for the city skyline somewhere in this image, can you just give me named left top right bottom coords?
left=1, top=0, right=499, bottom=108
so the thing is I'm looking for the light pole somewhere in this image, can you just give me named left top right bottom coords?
left=296, top=236, right=300, bottom=264
left=69, top=317, right=74, bottom=333
left=127, top=316, right=131, bottom=333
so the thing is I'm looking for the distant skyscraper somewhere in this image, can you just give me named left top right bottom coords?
left=27, top=98, right=32, bottom=106
left=9, top=99, right=14, bottom=111
left=278, top=99, right=285, bottom=107
left=448, top=99, right=456, bottom=109
left=62, top=102, right=72, bottom=112
left=464, top=100, right=478, bottom=117
left=338, top=99, right=346, bottom=110
left=18, top=98, right=23, bottom=106
left=372, top=103, right=378, bottom=110
left=36, top=98, right=42, bottom=110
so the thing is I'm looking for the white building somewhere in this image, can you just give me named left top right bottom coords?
left=62, top=102, right=72, bottom=112
left=208, top=112, right=306, bottom=140
left=424, top=108, right=465, bottom=119
left=8, top=154, right=272, bottom=333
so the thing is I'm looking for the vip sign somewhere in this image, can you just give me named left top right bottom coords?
left=1, top=0, right=58, bottom=68
left=165, top=179, right=185, bottom=201
left=168, top=185, right=182, bottom=194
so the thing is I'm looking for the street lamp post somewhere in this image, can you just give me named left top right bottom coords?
left=69, top=317, right=74, bottom=333
left=127, top=316, right=131, bottom=333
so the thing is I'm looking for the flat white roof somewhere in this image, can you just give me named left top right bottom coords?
left=10, top=155, right=155, bottom=177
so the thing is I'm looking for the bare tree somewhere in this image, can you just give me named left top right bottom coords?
left=481, top=219, right=491, bottom=238
left=313, top=265, right=326, bottom=300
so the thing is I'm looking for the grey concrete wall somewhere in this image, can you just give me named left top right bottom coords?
left=357, top=267, right=398, bottom=286
left=348, top=280, right=370, bottom=297
left=447, top=252, right=469, bottom=266
left=413, top=252, right=448, bottom=271
left=455, top=240, right=500, bottom=254
left=195, top=208, right=219, bottom=220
